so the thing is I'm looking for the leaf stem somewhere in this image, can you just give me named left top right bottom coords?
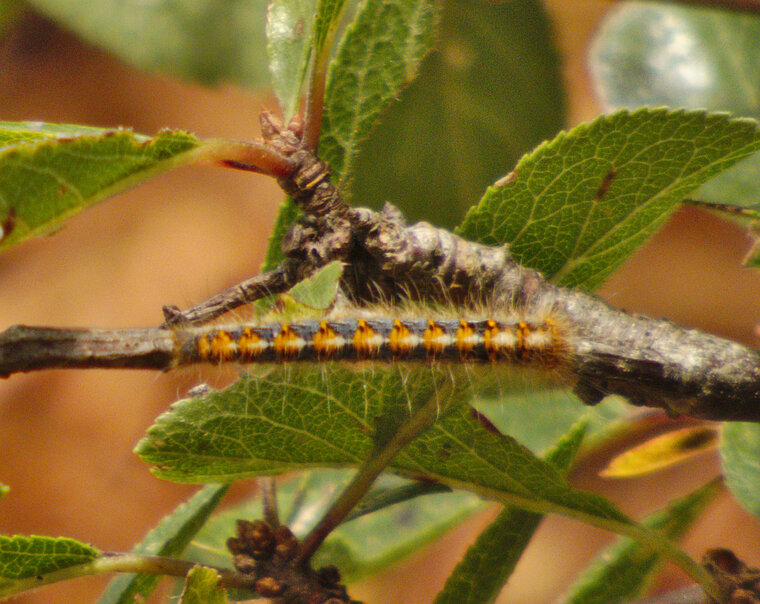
left=200, top=139, right=296, bottom=177
left=98, top=554, right=256, bottom=589
left=684, top=197, right=760, bottom=219
left=296, top=381, right=456, bottom=564
left=301, top=0, right=347, bottom=153
left=301, top=50, right=328, bottom=152
left=0, top=553, right=255, bottom=600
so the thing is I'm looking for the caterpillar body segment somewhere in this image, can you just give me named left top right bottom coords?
left=173, top=315, right=570, bottom=369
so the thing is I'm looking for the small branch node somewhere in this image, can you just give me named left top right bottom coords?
left=227, top=519, right=359, bottom=604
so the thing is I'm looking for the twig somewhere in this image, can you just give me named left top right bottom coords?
left=99, top=553, right=257, bottom=590
left=0, top=326, right=175, bottom=377
left=0, top=552, right=257, bottom=600
left=162, top=264, right=297, bottom=327
left=227, top=520, right=354, bottom=602
left=261, top=477, right=280, bottom=528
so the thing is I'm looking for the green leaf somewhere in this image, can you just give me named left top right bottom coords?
left=0, top=535, right=99, bottom=581
left=457, top=108, right=760, bottom=290
left=589, top=3, right=760, bottom=211
left=185, top=470, right=483, bottom=584
left=0, top=123, right=207, bottom=252
left=267, top=0, right=317, bottom=119
left=135, top=367, right=717, bottom=595
left=434, top=421, right=587, bottom=604
left=135, top=366, right=466, bottom=481
left=699, top=158, right=760, bottom=211
left=387, top=401, right=713, bottom=594
left=0, top=484, right=7, bottom=499
left=590, top=4, right=760, bottom=115
left=438, top=508, right=542, bottom=604
left=27, top=0, right=270, bottom=88
left=543, top=421, right=589, bottom=476
left=721, top=423, right=760, bottom=519
left=348, top=0, right=565, bottom=229
left=98, top=484, right=228, bottom=604
left=284, top=260, right=343, bottom=310
left=133, top=367, right=614, bottom=526
left=179, top=566, right=229, bottom=604
left=318, top=0, right=439, bottom=182
left=563, top=478, right=722, bottom=604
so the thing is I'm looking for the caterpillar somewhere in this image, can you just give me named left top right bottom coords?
left=0, top=307, right=573, bottom=384
left=175, top=315, right=569, bottom=369
left=3, top=298, right=760, bottom=421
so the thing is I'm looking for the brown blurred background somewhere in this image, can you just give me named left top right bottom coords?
left=1, top=2, right=760, bottom=602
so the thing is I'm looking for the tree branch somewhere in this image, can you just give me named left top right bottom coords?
left=162, top=264, right=297, bottom=327
left=0, top=326, right=174, bottom=377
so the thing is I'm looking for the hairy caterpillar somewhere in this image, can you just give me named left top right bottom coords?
left=177, top=314, right=569, bottom=370
left=4, top=292, right=760, bottom=422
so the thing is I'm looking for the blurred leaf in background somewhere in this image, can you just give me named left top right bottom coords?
left=27, top=0, right=271, bottom=88
left=590, top=2, right=760, bottom=209
left=348, top=0, right=566, bottom=229
left=722, top=423, right=760, bottom=521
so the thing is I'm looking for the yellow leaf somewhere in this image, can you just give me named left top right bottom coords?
left=601, top=426, right=719, bottom=478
